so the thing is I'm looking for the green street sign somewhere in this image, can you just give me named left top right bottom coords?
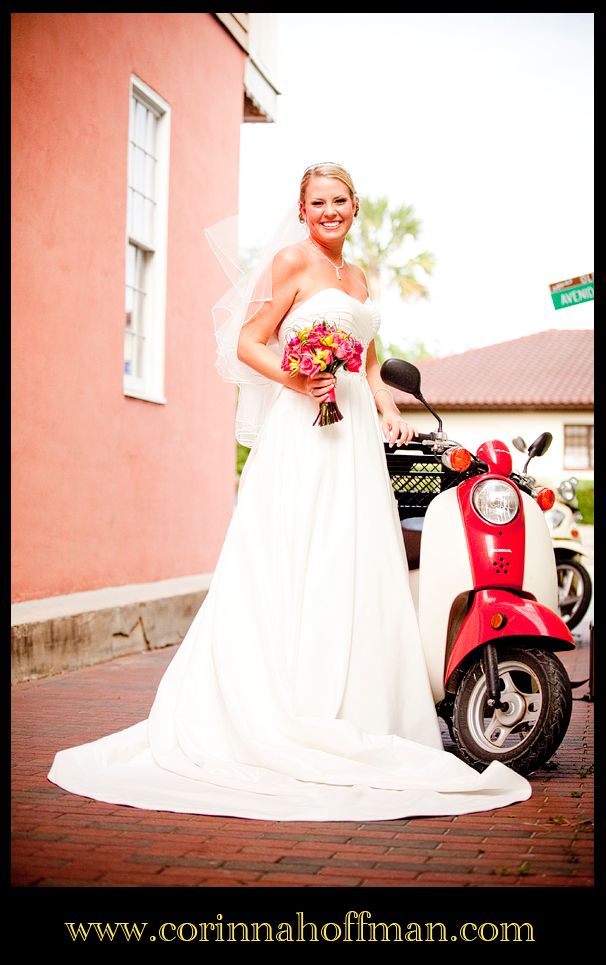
left=549, top=273, right=594, bottom=310
left=551, top=282, right=594, bottom=310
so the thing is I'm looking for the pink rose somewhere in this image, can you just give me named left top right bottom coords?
left=347, top=352, right=363, bottom=373
left=335, top=339, right=354, bottom=360
left=299, top=354, right=317, bottom=376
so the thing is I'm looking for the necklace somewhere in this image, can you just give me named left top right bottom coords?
left=308, top=237, right=345, bottom=280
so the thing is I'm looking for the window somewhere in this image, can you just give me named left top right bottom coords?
left=564, top=425, right=593, bottom=470
left=124, top=77, right=171, bottom=403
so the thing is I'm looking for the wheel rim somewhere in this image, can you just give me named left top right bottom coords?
left=557, top=562, right=585, bottom=622
left=466, top=660, right=543, bottom=754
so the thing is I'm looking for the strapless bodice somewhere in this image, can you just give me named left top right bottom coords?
left=277, top=287, right=381, bottom=350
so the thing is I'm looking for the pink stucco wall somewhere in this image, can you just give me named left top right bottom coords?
left=12, top=13, right=244, bottom=601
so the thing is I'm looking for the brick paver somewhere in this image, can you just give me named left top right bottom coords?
left=12, top=629, right=594, bottom=892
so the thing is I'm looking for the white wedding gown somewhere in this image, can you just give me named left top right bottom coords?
left=48, top=289, right=531, bottom=820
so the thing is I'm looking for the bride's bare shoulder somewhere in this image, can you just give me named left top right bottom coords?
left=272, top=242, right=311, bottom=284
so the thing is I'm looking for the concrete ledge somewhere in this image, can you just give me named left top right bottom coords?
left=11, top=573, right=212, bottom=684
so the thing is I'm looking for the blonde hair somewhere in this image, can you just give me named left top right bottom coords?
left=299, top=162, right=359, bottom=222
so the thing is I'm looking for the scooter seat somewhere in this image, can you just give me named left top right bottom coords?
left=401, top=516, right=424, bottom=570
left=401, top=517, right=425, bottom=531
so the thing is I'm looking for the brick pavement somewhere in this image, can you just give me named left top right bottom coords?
left=12, top=632, right=594, bottom=893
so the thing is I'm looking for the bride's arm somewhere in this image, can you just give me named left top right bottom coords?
left=366, top=340, right=417, bottom=445
left=346, top=263, right=416, bottom=444
left=237, top=248, right=336, bottom=399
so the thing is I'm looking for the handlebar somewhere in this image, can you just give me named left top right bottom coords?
left=385, top=435, right=490, bottom=474
left=390, top=431, right=461, bottom=448
left=509, top=471, right=537, bottom=497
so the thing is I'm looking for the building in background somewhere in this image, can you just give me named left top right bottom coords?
left=393, top=329, right=594, bottom=485
left=11, top=12, right=279, bottom=680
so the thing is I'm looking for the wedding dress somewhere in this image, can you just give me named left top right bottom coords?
left=48, top=288, right=531, bottom=820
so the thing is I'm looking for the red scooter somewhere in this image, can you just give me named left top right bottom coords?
left=382, top=359, right=575, bottom=775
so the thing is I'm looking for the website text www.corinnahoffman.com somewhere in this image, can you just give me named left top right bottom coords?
left=64, top=912, right=535, bottom=943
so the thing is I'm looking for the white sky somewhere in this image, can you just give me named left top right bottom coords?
left=238, top=12, right=594, bottom=356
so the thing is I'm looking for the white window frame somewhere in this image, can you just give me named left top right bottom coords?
left=563, top=423, right=594, bottom=471
left=123, top=75, right=171, bottom=404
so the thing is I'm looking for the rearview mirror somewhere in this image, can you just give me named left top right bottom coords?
left=380, top=357, right=443, bottom=433
left=380, top=358, right=422, bottom=398
left=528, top=432, right=553, bottom=459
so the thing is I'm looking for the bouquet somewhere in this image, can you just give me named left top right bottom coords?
left=281, top=319, right=364, bottom=427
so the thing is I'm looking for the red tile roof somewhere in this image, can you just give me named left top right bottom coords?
left=390, top=329, right=593, bottom=410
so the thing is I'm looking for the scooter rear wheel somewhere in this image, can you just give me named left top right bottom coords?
left=451, top=645, right=572, bottom=775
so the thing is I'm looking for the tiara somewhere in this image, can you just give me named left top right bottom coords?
left=303, top=161, right=349, bottom=174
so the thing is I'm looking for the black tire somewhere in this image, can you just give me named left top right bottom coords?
left=451, top=645, right=572, bottom=775
left=557, top=558, right=592, bottom=630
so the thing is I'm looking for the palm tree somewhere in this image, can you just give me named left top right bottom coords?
left=373, top=336, right=434, bottom=367
left=345, top=196, right=435, bottom=302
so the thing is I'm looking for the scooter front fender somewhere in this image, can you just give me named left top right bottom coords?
left=552, top=538, right=590, bottom=560
left=445, top=588, right=575, bottom=688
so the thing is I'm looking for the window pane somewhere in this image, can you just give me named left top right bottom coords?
left=135, top=99, right=147, bottom=147
left=564, top=425, right=593, bottom=470
left=133, top=145, right=145, bottom=194
left=131, top=189, right=144, bottom=241
left=124, top=329, right=136, bottom=375
left=125, top=243, right=150, bottom=379
left=125, top=81, right=169, bottom=398
left=144, top=198, right=154, bottom=247
left=145, top=108, right=157, bottom=155
left=145, top=153, right=156, bottom=199
left=124, top=284, right=134, bottom=318
left=136, top=330, right=146, bottom=378
left=135, top=287, right=145, bottom=331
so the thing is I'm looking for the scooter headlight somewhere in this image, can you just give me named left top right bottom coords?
left=558, top=480, right=577, bottom=502
left=472, top=479, right=520, bottom=524
left=544, top=508, right=565, bottom=530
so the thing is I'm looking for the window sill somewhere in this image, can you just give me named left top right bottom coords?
left=124, top=387, right=167, bottom=405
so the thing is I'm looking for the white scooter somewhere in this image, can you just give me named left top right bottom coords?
left=382, top=359, right=575, bottom=775
left=512, top=439, right=593, bottom=631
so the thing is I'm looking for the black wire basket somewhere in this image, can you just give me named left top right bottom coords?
left=384, top=447, right=479, bottom=519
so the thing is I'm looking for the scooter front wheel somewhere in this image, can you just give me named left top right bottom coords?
left=557, top=559, right=592, bottom=630
left=451, top=645, right=572, bottom=775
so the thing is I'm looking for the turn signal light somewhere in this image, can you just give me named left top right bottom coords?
left=536, top=487, right=556, bottom=511
left=442, top=447, right=472, bottom=472
left=490, top=613, right=507, bottom=630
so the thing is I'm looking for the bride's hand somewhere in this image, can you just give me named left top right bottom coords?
left=382, top=414, right=417, bottom=447
left=305, top=372, right=337, bottom=400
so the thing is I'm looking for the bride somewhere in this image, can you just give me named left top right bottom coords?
left=48, top=162, right=531, bottom=820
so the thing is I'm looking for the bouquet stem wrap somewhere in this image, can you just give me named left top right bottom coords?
left=312, top=387, right=343, bottom=426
